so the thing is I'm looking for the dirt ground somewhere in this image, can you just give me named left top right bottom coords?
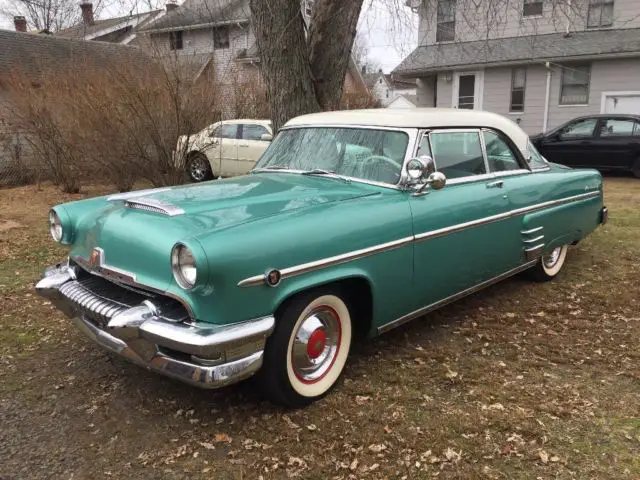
left=1, top=177, right=639, bottom=480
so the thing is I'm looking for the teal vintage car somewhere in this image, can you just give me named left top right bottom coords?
left=36, top=109, right=608, bottom=407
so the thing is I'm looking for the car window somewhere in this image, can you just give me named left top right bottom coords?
left=599, top=119, right=636, bottom=137
left=214, top=124, right=238, bottom=139
left=416, top=133, right=432, bottom=157
left=483, top=130, right=522, bottom=172
left=526, top=141, right=549, bottom=170
left=559, top=118, right=597, bottom=139
left=242, top=124, right=270, bottom=141
left=635, top=122, right=640, bottom=136
left=429, top=131, right=486, bottom=179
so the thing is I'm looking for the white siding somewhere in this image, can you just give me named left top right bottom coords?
left=474, top=58, right=640, bottom=135
left=418, top=0, right=640, bottom=46
left=416, top=75, right=436, bottom=107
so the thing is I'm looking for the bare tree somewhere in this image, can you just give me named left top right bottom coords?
left=251, top=0, right=365, bottom=130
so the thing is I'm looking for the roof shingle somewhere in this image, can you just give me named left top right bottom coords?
left=394, top=28, right=640, bottom=76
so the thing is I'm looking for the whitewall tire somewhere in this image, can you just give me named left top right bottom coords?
left=529, top=245, right=568, bottom=281
left=259, top=288, right=352, bottom=407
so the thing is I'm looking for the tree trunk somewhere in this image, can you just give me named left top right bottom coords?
left=250, top=0, right=364, bottom=131
left=308, top=0, right=364, bottom=110
left=250, top=0, right=320, bottom=131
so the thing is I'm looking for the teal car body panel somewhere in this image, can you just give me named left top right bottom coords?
left=39, top=108, right=608, bottom=392
left=52, top=165, right=604, bottom=334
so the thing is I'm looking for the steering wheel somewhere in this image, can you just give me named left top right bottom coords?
left=358, top=155, right=402, bottom=183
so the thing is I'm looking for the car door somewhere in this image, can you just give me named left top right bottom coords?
left=538, top=117, right=598, bottom=167
left=237, top=123, right=272, bottom=173
left=409, top=129, right=519, bottom=312
left=217, top=123, right=240, bottom=177
left=592, top=117, right=638, bottom=170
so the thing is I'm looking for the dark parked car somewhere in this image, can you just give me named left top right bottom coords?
left=531, top=114, right=640, bottom=178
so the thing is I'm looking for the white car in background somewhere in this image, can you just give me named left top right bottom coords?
left=177, top=119, right=273, bottom=182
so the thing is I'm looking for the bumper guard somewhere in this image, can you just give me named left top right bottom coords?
left=36, top=263, right=275, bottom=389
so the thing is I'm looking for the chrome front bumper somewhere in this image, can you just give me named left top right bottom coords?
left=36, top=263, right=275, bottom=389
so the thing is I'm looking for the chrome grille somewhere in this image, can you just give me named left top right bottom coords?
left=59, top=280, right=128, bottom=326
left=59, top=270, right=189, bottom=326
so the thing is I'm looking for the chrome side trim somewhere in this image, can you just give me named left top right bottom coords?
left=377, top=260, right=538, bottom=334
left=523, top=235, right=545, bottom=243
left=521, top=226, right=543, bottom=234
left=414, top=191, right=599, bottom=243
left=238, top=191, right=600, bottom=287
left=237, top=235, right=414, bottom=287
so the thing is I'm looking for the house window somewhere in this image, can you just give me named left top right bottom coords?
left=214, top=26, right=229, bottom=49
left=169, top=30, right=183, bottom=50
left=523, top=0, right=543, bottom=17
left=510, top=68, right=526, bottom=112
left=588, top=0, right=614, bottom=28
left=436, top=0, right=456, bottom=42
left=560, top=65, right=590, bottom=105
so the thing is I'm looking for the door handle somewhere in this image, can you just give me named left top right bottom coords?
left=238, top=142, right=249, bottom=147
left=486, top=180, right=504, bottom=189
left=580, top=140, right=592, bottom=145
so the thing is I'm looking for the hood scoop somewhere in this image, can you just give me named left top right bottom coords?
left=107, top=188, right=184, bottom=216
left=124, top=197, right=185, bottom=216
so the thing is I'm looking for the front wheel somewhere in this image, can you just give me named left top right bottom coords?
left=528, top=245, right=568, bottom=281
left=186, top=152, right=213, bottom=182
left=259, top=288, right=352, bottom=407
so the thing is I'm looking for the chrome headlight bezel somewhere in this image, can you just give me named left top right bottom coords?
left=49, top=210, right=63, bottom=243
left=171, top=243, right=197, bottom=290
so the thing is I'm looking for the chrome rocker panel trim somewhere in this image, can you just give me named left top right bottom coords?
left=36, top=264, right=275, bottom=389
left=378, top=260, right=538, bottom=334
left=239, top=191, right=601, bottom=287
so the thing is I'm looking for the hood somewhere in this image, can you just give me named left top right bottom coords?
left=65, top=173, right=380, bottom=291
left=110, top=173, right=379, bottom=229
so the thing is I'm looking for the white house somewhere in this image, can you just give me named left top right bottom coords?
left=394, top=0, right=640, bottom=134
left=387, top=94, right=418, bottom=108
left=363, top=70, right=417, bottom=106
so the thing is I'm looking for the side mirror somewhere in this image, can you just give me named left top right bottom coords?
left=260, top=133, right=273, bottom=142
left=405, top=155, right=446, bottom=194
left=426, top=171, right=447, bottom=190
left=405, top=155, right=435, bottom=184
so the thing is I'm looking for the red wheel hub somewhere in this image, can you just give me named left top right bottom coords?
left=306, top=328, right=327, bottom=359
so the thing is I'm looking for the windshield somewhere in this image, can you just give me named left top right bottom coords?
left=254, top=127, right=410, bottom=185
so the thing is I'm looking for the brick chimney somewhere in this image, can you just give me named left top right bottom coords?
left=14, top=15, right=27, bottom=32
left=166, top=1, right=178, bottom=12
left=80, top=2, right=94, bottom=25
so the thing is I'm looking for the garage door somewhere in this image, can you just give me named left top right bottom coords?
left=603, top=93, right=640, bottom=114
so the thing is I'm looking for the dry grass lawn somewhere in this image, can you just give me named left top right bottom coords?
left=1, top=178, right=639, bottom=479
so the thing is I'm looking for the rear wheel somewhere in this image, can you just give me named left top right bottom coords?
left=632, top=158, right=640, bottom=179
left=528, top=245, right=568, bottom=282
left=186, top=153, right=212, bottom=182
left=259, top=288, right=352, bottom=407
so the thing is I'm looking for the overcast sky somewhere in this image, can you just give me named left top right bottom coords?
left=0, top=0, right=418, bottom=72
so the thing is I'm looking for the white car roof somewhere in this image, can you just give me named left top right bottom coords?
left=284, top=108, right=530, bottom=153
left=219, top=119, right=271, bottom=126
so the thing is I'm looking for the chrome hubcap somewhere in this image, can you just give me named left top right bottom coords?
left=543, top=246, right=562, bottom=269
left=189, top=157, right=207, bottom=181
left=292, top=308, right=341, bottom=383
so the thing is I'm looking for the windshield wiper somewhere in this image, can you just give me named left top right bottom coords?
left=250, top=166, right=290, bottom=174
left=301, top=169, right=351, bottom=183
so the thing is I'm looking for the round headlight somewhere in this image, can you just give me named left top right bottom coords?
left=171, top=244, right=197, bottom=289
left=49, top=210, right=63, bottom=242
